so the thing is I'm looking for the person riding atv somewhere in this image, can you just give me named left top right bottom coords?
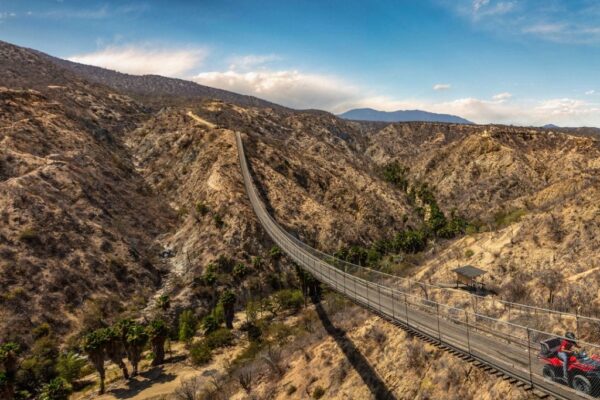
left=539, top=334, right=600, bottom=395
left=558, top=332, right=581, bottom=382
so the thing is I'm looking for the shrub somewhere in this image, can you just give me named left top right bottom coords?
left=269, top=246, right=282, bottom=260
left=201, top=270, right=217, bottom=286
left=381, top=162, right=409, bottom=191
left=240, top=322, right=262, bottom=342
left=18, top=228, right=41, bottom=245
left=189, top=342, right=212, bottom=366
left=32, top=323, right=51, bottom=340
left=195, top=202, right=209, bottom=216
left=56, top=352, right=86, bottom=385
left=215, top=255, right=235, bottom=273
left=251, top=256, right=263, bottom=269
left=393, top=229, right=427, bottom=253
left=286, top=385, right=297, bottom=395
left=274, top=289, right=304, bottom=314
left=232, top=263, right=249, bottom=280
left=204, top=329, right=234, bottom=350
left=18, top=335, right=59, bottom=389
left=312, top=386, right=326, bottom=399
left=464, top=249, right=474, bottom=258
left=213, top=214, right=224, bottom=228
left=268, top=323, right=294, bottom=345
left=175, top=376, right=203, bottom=400
left=202, top=315, right=220, bottom=335
left=155, top=294, right=170, bottom=311
left=178, top=310, right=197, bottom=342
left=493, top=208, right=527, bottom=229
left=39, top=377, right=71, bottom=400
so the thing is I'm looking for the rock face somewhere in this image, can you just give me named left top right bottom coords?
left=1, top=40, right=599, bottom=397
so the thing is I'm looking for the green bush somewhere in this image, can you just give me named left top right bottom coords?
left=213, top=214, right=224, bottom=228
left=189, top=328, right=234, bottom=366
left=189, top=342, right=212, bottom=366
left=39, top=377, right=71, bottom=400
left=393, top=229, right=427, bottom=253
left=204, top=328, right=234, bottom=350
left=274, top=289, right=304, bottom=313
left=381, top=162, right=409, bottom=191
left=312, top=386, right=326, bottom=399
left=201, top=270, right=217, bottom=286
left=251, top=256, right=263, bottom=269
left=56, top=352, right=86, bottom=385
left=269, top=246, right=282, bottom=260
left=233, top=263, right=249, bottom=279
left=195, top=202, right=209, bottom=216
left=201, top=315, right=220, bottom=335
left=178, top=310, right=197, bottom=342
left=493, top=208, right=527, bottom=228
left=215, top=255, right=235, bottom=273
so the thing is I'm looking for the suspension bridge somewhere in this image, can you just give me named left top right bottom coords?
left=235, top=131, right=600, bottom=400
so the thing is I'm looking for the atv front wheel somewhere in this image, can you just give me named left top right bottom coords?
left=542, top=365, right=557, bottom=381
left=572, top=375, right=592, bottom=395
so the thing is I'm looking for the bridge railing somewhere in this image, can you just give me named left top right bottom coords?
left=236, top=132, right=600, bottom=399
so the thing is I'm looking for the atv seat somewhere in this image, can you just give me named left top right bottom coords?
left=540, top=338, right=562, bottom=357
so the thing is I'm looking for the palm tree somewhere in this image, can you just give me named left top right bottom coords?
left=124, top=323, right=148, bottom=376
left=82, top=329, right=110, bottom=394
left=146, top=319, right=169, bottom=366
left=220, top=290, right=237, bottom=329
left=105, top=327, right=129, bottom=380
left=0, top=342, right=20, bottom=400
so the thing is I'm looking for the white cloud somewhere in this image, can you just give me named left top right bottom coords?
left=193, top=65, right=600, bottom=126
left=523, top=23, right=565, bottom=35
left=473, top=0, right=489, bottom=12
left=194, top=69, right=359, bottom=111
left=228, top=54, right=280, bottom=70
left=585, top=90, right=596, bottom=95
left=0, top=11, right=17, bottom=19
left=68, top=45, right=208, bottom=77
left=472, top=0, right=515, bottom=18
left=433, top=83, right=452, bottom=91
left=492, top=92, right=512, bottom=101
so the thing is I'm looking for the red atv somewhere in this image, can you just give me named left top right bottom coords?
left=539, top=337, right=600, bottom=395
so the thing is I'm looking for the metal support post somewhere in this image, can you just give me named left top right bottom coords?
left=465, top=310, right=471, bottom=355
left=527, top=328, right=533, bottom=386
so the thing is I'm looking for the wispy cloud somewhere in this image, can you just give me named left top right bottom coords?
left=30, top=3, right=148, bottom=20
left=0, top=11, right=17, bottom=20
left=492, top=92, right=512, bottom=101
left=440, top=0, right=600, bottom=44
left=433, top=83, right=451, bottom=91
left=68, top=45, right=208, bottom=77
left=585, top=90, right=596, bottom=95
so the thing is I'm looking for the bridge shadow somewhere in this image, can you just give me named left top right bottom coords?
left=313, top=300, right=397, bottom=400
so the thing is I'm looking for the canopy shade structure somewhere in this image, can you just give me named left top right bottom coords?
left=452, top=265, right=487, bottom=292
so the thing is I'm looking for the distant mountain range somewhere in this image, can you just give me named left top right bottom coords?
left=339, top=108, right=473, bottom=124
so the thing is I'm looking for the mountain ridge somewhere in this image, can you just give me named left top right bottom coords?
left=339, top=107, right=473, bottom=124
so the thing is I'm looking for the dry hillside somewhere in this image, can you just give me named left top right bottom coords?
left=1, top=39, right=599, bottom=399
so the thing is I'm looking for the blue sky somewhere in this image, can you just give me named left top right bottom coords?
left=1, top=0, right=599, bottom=126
